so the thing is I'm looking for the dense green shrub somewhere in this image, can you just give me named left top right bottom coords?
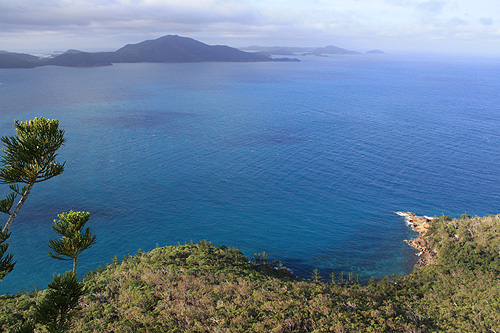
left=1, top=214, right=500, bottom=332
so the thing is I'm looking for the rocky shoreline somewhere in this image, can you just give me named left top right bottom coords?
left=397, top=212, right=437, bottom=267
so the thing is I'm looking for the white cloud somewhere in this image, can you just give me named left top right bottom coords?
left=479, top=17, right=494, bottom=26
left=0, top=0, right=500, bottom=55
left=415, top=0, right=447, bottom=14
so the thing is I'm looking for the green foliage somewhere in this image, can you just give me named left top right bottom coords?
left=0, top=231, right=15, bottom=281
left=460, top=213, right=471, bottom=219
left=27, top=211, right=96, bottom=332
left=387, top=214, right=500, bottom=332
left=49, top=211, right=97, bottom=273
left=0, top=117, right=66, bottom=235
left=0, top=117, right=65, bottom=185
left=69, top=243, right=415, bottom=331
left=0, top=290, right=38, bottom=332
left=427, top=214, right=500, bottom=274
left=0, top=117, right=66, bottom=279
left=311, top=268, right=322, bottom=282
left=438, top=214, right=452, bottom=222
left=0, top=187, right=17, bottom=215
left=34, top=271, right=84, bottom=332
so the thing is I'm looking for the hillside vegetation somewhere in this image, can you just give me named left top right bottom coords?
left=1, top=215, right=500, bottom=332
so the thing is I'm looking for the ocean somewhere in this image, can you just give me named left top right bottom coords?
left=1, top=54, right=500, bottom=293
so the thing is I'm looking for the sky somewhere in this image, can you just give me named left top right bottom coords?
left=1, top=0, right=500, bottom=56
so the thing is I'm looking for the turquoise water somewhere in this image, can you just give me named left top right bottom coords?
left=1, top=55, right=500, bottom=293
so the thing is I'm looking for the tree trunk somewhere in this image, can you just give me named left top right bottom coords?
left=2, top=182, right=34, bottom=233
left=73, top=258, right=77, bottom=274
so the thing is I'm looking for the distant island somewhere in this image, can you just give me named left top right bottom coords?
left=0, top=35, right=299, bottom=69
left=240, top=45, right=358, bottom=56
left=0, top=36, right=386, bottom=69
left=366, top=49, right=385, bottom=54
left=240, top=45, right=385, bottom=57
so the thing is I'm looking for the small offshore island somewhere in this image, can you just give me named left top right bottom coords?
left=1, top=212, right=499, bottom=331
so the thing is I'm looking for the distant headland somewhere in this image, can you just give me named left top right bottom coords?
left=0, top=35, right=300, bottom=69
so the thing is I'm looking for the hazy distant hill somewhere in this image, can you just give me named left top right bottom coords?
left=366, top=49, right=385, bottom=54
left=312, top=45, right=360, bottom=55
left=0, top=51, right=42, bottom=68
left=241, top=46, right=315, bottom=56
left=45, top=50, right=113, bottom=67
left=241, top=44, right=364, bottom=56
left=0, top=35, right=298, bottom=68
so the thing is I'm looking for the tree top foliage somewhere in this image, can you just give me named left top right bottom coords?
left=49, top=211, right=96, bottom=267
left=0, top=117, right=65, bottom=185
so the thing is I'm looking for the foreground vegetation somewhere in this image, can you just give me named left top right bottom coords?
left=1, top=215, right=500, bottom=332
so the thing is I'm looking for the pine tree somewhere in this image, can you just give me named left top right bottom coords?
left=0, top=117, right=66, bottom=233
left=33, top=271, right=84, bottom=332
left=49, top=211, right=97, bottom=273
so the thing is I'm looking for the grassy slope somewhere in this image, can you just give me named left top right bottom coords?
left=1, top=215, right=500, bottom=332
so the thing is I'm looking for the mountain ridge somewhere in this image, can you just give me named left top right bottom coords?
left=0, top=35, right=299, bottom=68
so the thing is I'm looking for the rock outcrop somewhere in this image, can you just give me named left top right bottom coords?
left=398, top=212, right=437, bottom=266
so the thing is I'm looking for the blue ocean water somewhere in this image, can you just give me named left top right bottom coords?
left=1, top=55, right=500, bottom=293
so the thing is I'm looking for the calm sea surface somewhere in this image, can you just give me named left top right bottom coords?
left=1, top=55, right=500, bottom=293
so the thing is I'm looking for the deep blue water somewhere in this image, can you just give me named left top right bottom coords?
left=1, top=55, right=500, bottom=293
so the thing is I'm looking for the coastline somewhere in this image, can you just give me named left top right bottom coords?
left=397, top=212, right=437, bottom=267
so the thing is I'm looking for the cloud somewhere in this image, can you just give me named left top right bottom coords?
left=0, top=0, right=265, bottom=32
left=415, top=0, right=447, bottom=14
left=1, top=0, right=500, bottom=55
left=479, top=17, right=493, bottom=26
left=448, top=17, right=469, bottom=27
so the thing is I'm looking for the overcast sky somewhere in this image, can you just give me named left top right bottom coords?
left=1, top=0, right=499, bottom=56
